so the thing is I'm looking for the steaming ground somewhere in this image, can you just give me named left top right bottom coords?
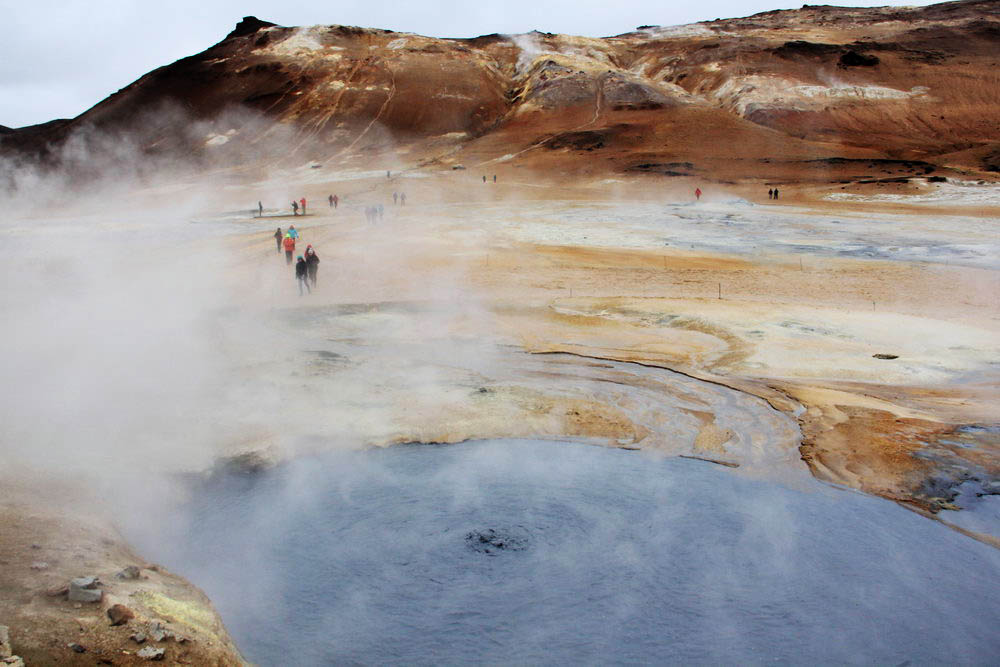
left=124, top=440, right=1000, bottom=666
left=2, top=173, right=999, bottom=662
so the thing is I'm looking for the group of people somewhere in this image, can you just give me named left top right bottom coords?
left=364, top=205, right=384, bottom=224
left=768, top=188, right=781, bottom=200
left=392, top=192, right=406, bottom=205
left=274, top=226, right=320, bottom=295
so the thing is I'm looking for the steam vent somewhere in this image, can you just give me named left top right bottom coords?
left=1, top=1, right=999, bottom=664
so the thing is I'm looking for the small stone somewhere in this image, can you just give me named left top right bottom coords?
left=130, top=633, right=147, bottom=644
left=67, top=642, right=86, bottom=653
left=0, top=625, right=10, bottom=659
left=115, top=565, right=141, bottom=580
left=107, top=603, right=135, bottom=626
left=45, top=584, right=69, bottom=597
left=148, top=621, right=169, bottom=642
left=137, top=646, right=165, bottom=660
left=29, top=561, right=49, bottom=570
left=2, top=657, right=25, bottom=667
left=69, top=576, right=102, bottom=603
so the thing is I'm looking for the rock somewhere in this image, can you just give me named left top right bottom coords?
left=873, top=353, right=899, bottom=360
left=2, top=657, right=25, bottom=667
left=148, top=621, right=174, bottom=642
left=115, top=565, right=142, bottom=580
left=45, top=584, right=69, bottom=597
left=0, top=625, right=10, bottom=658
left=137, top=646, right=166, bottom=660
left=68, top=576, right=102, bottom=603
left=67, top=642, right=86, bottom=653
left=107, top=603, right=135, bottom=626
left=29, top=561, right=49, bottom=570
left=130, top=633, right=147, bottom=644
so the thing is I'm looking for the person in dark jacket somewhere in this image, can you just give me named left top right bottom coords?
left=295, top=256, right=311, bottom=295
left=274, top=227, right=283, bottom=252
left=305, top=245, right=320, bottom=287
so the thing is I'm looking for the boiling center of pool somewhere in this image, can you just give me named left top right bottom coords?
left=135, top=440, right=1000, bottom=665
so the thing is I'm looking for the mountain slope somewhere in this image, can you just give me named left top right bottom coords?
left=3, top=0, right=998, bottom=181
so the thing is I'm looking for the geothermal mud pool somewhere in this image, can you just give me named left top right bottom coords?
left=126, top=440, right=1000, bottom=666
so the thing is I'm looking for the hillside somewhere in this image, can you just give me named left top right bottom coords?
left=2, top=1, right=999, bottom=183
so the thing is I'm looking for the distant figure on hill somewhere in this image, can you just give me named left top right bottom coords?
left=295, top=256, right=311, bottom=295
left=774, top=188, right=780, bottom=200
left=393, top=192, right=398, bottom=205
left=386, top=170, right=391, bottom=179
left=258, top=201, right=263, bottom=217
left=291, top=200, right=298, bottom=215
left=288, top=225, right=299, bottom=240
left=328, top=194, right=334, bottom=208
left=493, top=174, right=497, bottom=183
left=305, top=245, right=320, bottom=287
left=695, top=187, right=702, bottom=201
left=274, top=227, right=283, bottom=253
left=332, top=194, right=339, bottom=208
left=300, top=197, right=307, bottom=216
left=483, top=175, right=487, bottom=183
left=400, top=193, right=406, bottom=205
left=768, top=188, right=773, bottom=200
left=283, top=234, right=296, bottom=265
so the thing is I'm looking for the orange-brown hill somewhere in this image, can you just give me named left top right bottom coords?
left=3, top=1, right=999, bottom=183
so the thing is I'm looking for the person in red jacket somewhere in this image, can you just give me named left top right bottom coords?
left=695, top=187, right=702, bottom=201
left=283, top=234, right=296, bottom=265
left=300, top=197, right=307, bottom=216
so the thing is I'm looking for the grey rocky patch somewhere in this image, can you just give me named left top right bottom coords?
left=67, top=642, right=86, bottom=653
left=29, top=561, right=49, bottom=570
left=68, top=576, right=102, bottom=603
left=130, top=632, right=147, bottom=644
left=115, top=565, right=142, bottom=580
left=0, top=625, right=10, bottom=658
left=148, top=621, right=177, bottom=642
left=137, top=646, right=166, bottom=660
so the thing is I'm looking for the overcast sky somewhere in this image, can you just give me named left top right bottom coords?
left=1, top=0, right=942, bottom=128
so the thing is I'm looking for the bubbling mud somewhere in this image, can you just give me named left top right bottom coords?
left=125, top=440, right=1000, bottom=666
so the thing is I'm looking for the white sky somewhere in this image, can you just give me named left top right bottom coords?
left=1, top=0, right=942, bottom=128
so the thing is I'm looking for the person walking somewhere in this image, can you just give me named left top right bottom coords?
left=400, top=192, right=406, bottom=206
left=328, top=194, right=334, bottom=208
left=288, top=225, right=298, bottom=240
left=695, top=187, right=702, bottom=201
left=493, top=174, right=496, bottom=183
left=274, top=227, right=283, bottom=253
left=393, top=192, right=398, bottom=205
left=332, top=194, right=339, bottom=208
left=305, top=245, right=320, bottom=287
left=300, top=197, right=307, bottom=216
left=283, top=233, right=296, bottom=265
left=295, top=256, right=311, bottom=295
left=258, top=201, right=264, bottom=217
left=768, top=188, right=774, bottom=200
left=292, top=200, right=298, bottom=216
left=483, top=175, right=487, bottom=183
left=773, top=188, right=780, bottom=200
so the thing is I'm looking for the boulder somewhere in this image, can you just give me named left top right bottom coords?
left=1, top=657, right=25, bottom=667
left=107, top=604, right=135, bottom=626
left=67, top=642, right=86, bottom=653
left=130, top=632, right=147, bottom=644
left=115, top=565, right=142, bottom=580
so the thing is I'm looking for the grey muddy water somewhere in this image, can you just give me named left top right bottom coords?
left=126, top=439, right=1000, bottom=665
